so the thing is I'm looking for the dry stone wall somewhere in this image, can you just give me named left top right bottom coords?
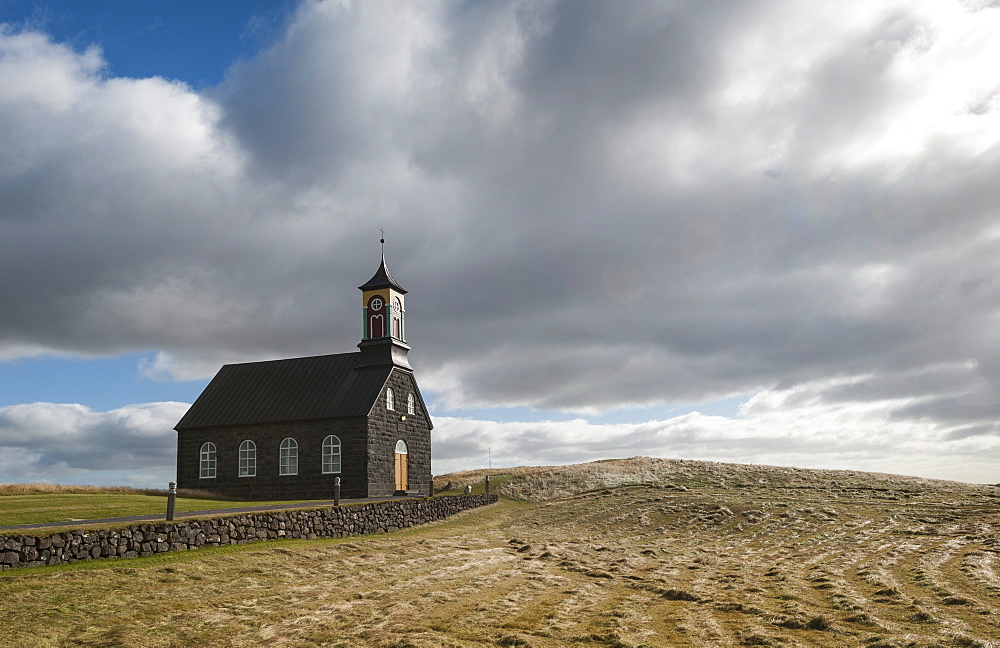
left=0, top=494, right=497, bottom=571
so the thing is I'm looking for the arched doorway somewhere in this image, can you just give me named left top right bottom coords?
left=394, top=440, right=408, bottom=492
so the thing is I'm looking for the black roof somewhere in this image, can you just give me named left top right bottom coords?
left=175, top=352, right=394, bottom=430
left=358, top=255, right=407, bottom=294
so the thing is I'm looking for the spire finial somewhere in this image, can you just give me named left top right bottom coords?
left=380, top=227, right=385, bottom=255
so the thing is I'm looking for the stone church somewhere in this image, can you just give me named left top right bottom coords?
left=174, top=254, right=432, bottom=500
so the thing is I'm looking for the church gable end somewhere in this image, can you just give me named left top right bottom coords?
left=364, top=369, right=433, bottom=497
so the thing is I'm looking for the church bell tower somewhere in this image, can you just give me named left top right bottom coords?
left=357, top=242, right=412, bottom=369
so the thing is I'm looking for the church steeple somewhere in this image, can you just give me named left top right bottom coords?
left=358, top=254, right=407, bottom=295
left=356, top=244, right=411, bottom=369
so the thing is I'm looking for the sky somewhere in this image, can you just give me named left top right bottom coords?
left=1, top=0, right=999, bottom=488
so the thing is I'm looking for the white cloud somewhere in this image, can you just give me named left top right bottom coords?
left=433, top=373, right=999, bottom=484
left=0, top=402, right=186, bottom=486
left=0, top=27, right=102, bottom=112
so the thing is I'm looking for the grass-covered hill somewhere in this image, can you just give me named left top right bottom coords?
left=436, top=455, right=993, bottom=501
left=2, top=457, right=999, bottom=647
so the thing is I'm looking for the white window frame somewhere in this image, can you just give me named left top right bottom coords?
left=391, top=296, right=403, bottom=339
left=239, top=440, right=256, bottom=477
left=279, top=437, right=298, bottom=476
left=407, top=393, right=415, bottom=415
left=386, top=387, right=395, bottom=410
left=322, top=435, right=342, bottom=474
left=370, top=313, right=384, bottom=338
left=199, top=442, right=216, bottom=479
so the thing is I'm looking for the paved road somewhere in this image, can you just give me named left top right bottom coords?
left=0, top=496, right=418, bottom=532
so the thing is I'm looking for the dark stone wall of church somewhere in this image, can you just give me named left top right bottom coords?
left=365, top=369, right=432, bottom=497
left=176, top=417, right=371, bottom=500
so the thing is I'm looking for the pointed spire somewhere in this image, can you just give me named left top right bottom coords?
left=358, top=235, right=407, bottom=293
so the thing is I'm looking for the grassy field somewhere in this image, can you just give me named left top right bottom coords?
left=0, top=484, right=327, bottom=527
left=2, top=457, right=999, bottom=647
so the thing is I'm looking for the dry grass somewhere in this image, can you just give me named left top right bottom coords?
left=0, top=483, right=161, bottom=496
left=0, top=483, right=238, bottom=500
left=436, top=456, right=990, bottom=502
left=3, top=457, right=1000, bottom=647
left=0, top=490, right=317, bottom=528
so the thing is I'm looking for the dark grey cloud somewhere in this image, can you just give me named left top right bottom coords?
left=1, top=1, right=999, bottom=483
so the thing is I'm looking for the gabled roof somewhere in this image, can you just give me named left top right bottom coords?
left=358, top=255, right=407, bottom=294
left=174, top=352, right=393, bottom=430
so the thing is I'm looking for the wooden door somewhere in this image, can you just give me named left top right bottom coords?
left=394, top=452, right=408, bottom=491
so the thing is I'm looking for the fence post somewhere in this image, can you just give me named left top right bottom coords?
left=166, top=481, right=177, bottom=521
left=334, top=476, right=341, bottom=506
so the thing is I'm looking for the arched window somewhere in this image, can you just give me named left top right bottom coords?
left=279, top=438, right=298, bottom=475
left=407, top=393, right=415, bottom=415
left=391, top=297, right=403, bottom=340
left=199, top=442, right=216, bottom=479
left=368, top=295, right=385, bottom=338
left=386, top=387, right=395, bottom=410
left=239, top=440, right=256, bottom=477
left=395, top=439, right=408, bottom=454
left=322, top=435, right=341, bottom=474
